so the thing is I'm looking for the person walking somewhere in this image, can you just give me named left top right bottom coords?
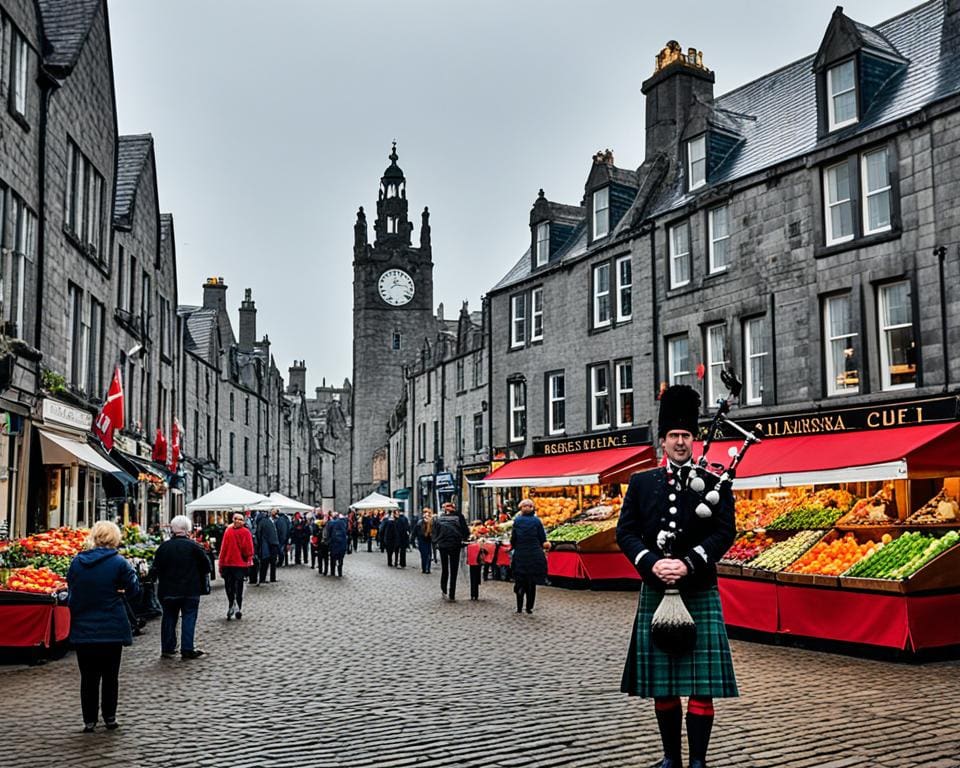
left=272, top=509, right=291, bottom=567
left=67, top=521, right=141, bottom=732
left=347, top=510, right=360, bottom=554
left=310, top=516, right=323, bottom=569
left=325, top=512, right=349, bottom=577
left=148, top=515, right=212, bottom=660
left=412, top=508, right=434, bottom=574
left=510, top=499, right=550, bottom=614
left=380, top=511, right=398, bottom=567
left=616, top=385, right=738, bottom=768
left=291, top=512, right=310, bottom=565
left=365, top=512, right=378, bottom=552
left=317, top=513, right=331, bottom=575
left=394, top=509, right=410, bottom=568
left=218, top=512, right=254, bottom=620
left=433, top=501, right=469, bottom=601
left=255, top=509, right=280, bottom=583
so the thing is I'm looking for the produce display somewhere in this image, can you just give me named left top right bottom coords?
left=469, top=517, right=512, bottom=540
left=903, top=489, right=960, bottom=524
left=0, top=527, right=90, bottom=576
left=844, top=530, right=960, bottom=579
left=721, top=532, right=777, bottom=564
left=548, top=523, right=602, bottom=543
left=746, top=530, right=825, bottom=571
left=0, top=566, right=66, bottom=594
left=530, top=496, right=580, bottom=529
left=784, top=532, right=880, bottom=575
left=841, top=487, right=898, bottom=526
left=735, top=492, right=801, bottom=531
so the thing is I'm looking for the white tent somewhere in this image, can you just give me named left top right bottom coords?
left=252, top=491, right=314, bottom=512
left=349, top=492, right=400, bottom=510
left=185, top=482, right=268, bottom=511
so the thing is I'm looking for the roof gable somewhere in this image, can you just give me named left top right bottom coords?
left=813, top=6, right=906, bottom=71
left=37, top=0, right=101, bottom=72
left=114, top=134, right=154, bottom=229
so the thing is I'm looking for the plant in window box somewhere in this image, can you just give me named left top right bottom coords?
left=40, top=368, right=67, bottom=394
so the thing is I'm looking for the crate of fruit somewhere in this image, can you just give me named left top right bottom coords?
left=741, top=529, right=826, bottom=578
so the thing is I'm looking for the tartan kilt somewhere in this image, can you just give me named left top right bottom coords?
left=621, top=585, right=738, bottom=698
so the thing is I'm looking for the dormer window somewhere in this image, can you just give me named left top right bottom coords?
left=827, top=59, right=857, bottom=131
left=687, top=135, right=706, bottom=190
left=592, top=187, right=609, bottom=239
left=535, top=222, right=550, bottom=267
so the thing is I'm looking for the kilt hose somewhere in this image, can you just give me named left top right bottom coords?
left=622, top=584, right=738, bottom=699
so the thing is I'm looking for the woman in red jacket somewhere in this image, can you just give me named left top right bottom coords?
left=218, top=512, right=254, bottom=620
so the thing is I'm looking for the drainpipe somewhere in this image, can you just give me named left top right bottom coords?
left=936, top=246, right=949, bottom=389
left=649, top=227, right=660, bottom=394
left=35, top=70, right=60, bottom=349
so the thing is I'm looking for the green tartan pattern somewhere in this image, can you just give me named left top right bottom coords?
left=632, top=586, right=739, bottom=698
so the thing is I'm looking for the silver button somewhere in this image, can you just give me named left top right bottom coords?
left=669, top=521, right=677, bottom=529
left=669, top=506, right=677, bottom=515
left=669, top=493, right=676, bottom=502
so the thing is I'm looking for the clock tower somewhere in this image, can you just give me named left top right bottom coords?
left=351, top=144, right=437, bottom=499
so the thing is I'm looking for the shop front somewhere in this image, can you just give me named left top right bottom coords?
left=702, top=394, right=960, bottom=652
left=112, top=433, right=174, bottom=531
left=473, top=427, right=656, bottom=585
left=460, top=462, right=491, bottom=521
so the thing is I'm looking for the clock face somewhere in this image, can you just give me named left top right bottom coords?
left=378, top=268, right=415, bottom=306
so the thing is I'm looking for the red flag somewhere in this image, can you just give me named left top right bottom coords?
left=695, top=363, right=706, bottom=380
left=152, top=428, right=167, bottom=463
left=168, top=417, right=182, bottom=474
left=94, top=366, right=124, bottom=451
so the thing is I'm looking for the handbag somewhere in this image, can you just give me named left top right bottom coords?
left=200, top=571, right=211, bottom=596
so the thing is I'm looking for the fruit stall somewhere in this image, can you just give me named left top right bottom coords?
left=702, top=418, right=960, bottom=652
left=473, top=442, right=656, bottom=583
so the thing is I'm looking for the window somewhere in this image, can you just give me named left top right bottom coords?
left=472, top=352, right=482, bottom=388
left=392, top=331, right=402, bottom=351
left=547, top=372, right=565, bottom=435
left=455, top=416, right=463, bottom=458
left=536, top=222, right=550, bottom=266
left=508, top=380, right=526, bottom=443
left=531, top=287, right=543, bottom=342
left=386, top=183, right=397, bottom=198
left=862, top=148, right=891, bottom=235
left=67, top=284, right=85, bottom=389
left=667, top=335, right=692, bottom=386
left=11, top=195, right=35, bottom=337
left=417, top=423, right=426, bottom=462
left=245, top=396, right=250, bottom=425
left=87, top=299, right=104, bottom=396
left=592, top=186, right=609, bottom=239
left=708, top=205, right=730, bottom=272
left=193, top=409, right=199, bottom=456
left=669, top=222, right=690, bottom=288
left=593, top=263, right=611, bottom=328
left=206, top=415, right=212, bottom=458
left=386, top=216, right=398, bottom=234
left=473, top=413, right=483, bottom=451
left=159, top=295, right=171, bottom=358
left=128, top=254, right=137, bottom=313
left=433, top=420, right=440, bottom=460
left=706, top=323, right=728, bottom=407
left=827, top=59, right=857, bottom=131
left=615, top=360, right=633, bottom=427
left=823, top=294, right=860, bottom=396
left=229, top=433, right=235, bottom=474
left=878, top=281, right=916, bottom=390
left=64, top=138, right=105, bottom=260
left=456, top=359, right=465, bottom=391
left=589, top=364, right=611, bottom=430
left=229, top=392, right=235, bottom=420
left=510, top=294, right=526, bottom=348
left=10, top=29, right=28, bottom=117
left=688, top=135, right=706, bottom=189
left=824, top=161, right=853, bottom=245
left=616, top=256, right=632, bottom=322
left=117, top=245, right=128, bottom=310
left=425, top=370, right=431, bottom=404
left=743, top=317, right=767, bottom=405
left=141, top=272, right=151, bottom=336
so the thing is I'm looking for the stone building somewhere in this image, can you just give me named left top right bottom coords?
left=387, top=302, right=490, bottom=517
left=306, top=378, right=351, bottom=512
left=350, top=144, right=439, bottom=501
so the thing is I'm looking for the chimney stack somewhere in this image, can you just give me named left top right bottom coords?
left=288, top=360, right=307, bottom=395
left=202, top=276, right=228, bottom=312
left=238, top=288, right=257, bottom=352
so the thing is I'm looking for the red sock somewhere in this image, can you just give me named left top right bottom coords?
left=655, top=696, right=681, bottom=712
left=687, top=696, right=714, bottom=717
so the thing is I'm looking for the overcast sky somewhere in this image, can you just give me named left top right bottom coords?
left=108, top=0, right=916, bottom=392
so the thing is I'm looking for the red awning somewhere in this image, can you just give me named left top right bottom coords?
left=698, top=422, right=960, bottom=488
left=476, top=445, right=656, bottom=488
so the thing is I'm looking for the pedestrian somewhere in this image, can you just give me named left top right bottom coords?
left=394, top=509, right=410, bottom=568
left=616, top=385, right=738, bottom=768
left=310, top=516, right=322, bottom=569
left=347, top=510, right=360, bottom=554
left=148, top=515, right=212, bottom=660
left=272, top=509, right=291, bottom=567
left=412, top=507, right=434, bottom=574
left=510, top=499, right=550, bottom=614
left=291, top=512, right=310, bottom=565
left=366, top=512, right=378, bottom=552
left=433, top=501, right=469, bottom=601
left=67, top=521, right=141, bottom=732
left=325, top=512, right=349, bottom=577
left=245, top=512, right=259, bottom=584
left=317, top=513, right=331, bottom=575
left=380, top=510, right=397, bottom=566
left=255, top=509, right=280, bottom=583
left=218, top=512, right=254, bottom=620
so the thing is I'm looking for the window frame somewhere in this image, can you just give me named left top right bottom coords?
left=508, top=379, right=526, bottom=443
left=705, top=323, right=729, bottom=408
left=667, top=334, right=692, bottom=387
left=535, top=221, right=550, bottom=267
left=877, top=280, right=916, bottom=392
left=861, top=147, right=891, bottom=236
left=669, top=221, right=691, bottom=289
left=592, top=262, right=611, bottom=329
left=826, top=58, right=858, bottom=132
left=708, top=204, right=731, bottom=273
left=530, top=286, right=544, bottom=342
left=456, top=358, right=465, bottom=391
left=615, top=255, right=632, bottom=322
left=688, top=134, right=706, bottom=190
left=743, top=316, right=767, bottom=406
left=615, top=359, right=633, bottom=428
left=473, top=412, right=483, bottom=451
left=546, top=371, right=565, bottom=436
left=10, top=28, right=28, bottom=118
left=823, top=292, right=861, bottom=397
left=588, top=363, right=611, bottom=431
left=823, top=160, right=855, bottom=246
left=510, top=293, right=526, bottom=349
left=592, top=186, right=610, bottom=240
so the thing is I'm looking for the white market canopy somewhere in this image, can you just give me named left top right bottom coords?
left=349, top=492, right=400, bottom=510
left=252, top=491, right=314, bottom=512
left=185, top=482, right=268, bottom=511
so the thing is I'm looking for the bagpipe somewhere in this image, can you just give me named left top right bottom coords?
left=651, top=370, right=763, bottom=656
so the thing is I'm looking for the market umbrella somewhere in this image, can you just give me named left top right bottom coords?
left=185, top=482, right=268, bottom=511
left=349, top=492, right=400, bottom=510
left=251, top=491, right=314, bottom=512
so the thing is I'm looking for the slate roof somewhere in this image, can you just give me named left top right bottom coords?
left=180, top=308, right=218, bottom=356
left=113, top=135, right=153, bottom=229
left=37, top=0, right=101, bottom=71
left=853, top=20, right=905, bottom=59
left=160, top=214, right=174, bottom=245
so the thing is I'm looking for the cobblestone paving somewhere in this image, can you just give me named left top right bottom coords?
left=1, top=550, right=958, bottom=768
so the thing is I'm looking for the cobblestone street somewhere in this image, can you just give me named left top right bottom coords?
left=1, top=551, right=958, bottom=768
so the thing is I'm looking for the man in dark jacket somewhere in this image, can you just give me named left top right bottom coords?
left=255, top=510, right=280, bottom=583
left=394, top=510, right=411, bottom=568
left=291, top=512, right=310, bottom=565
left=433, top=502, right=470, bottom=601
left=379, top=512, right=397, bottom=566
left=272, top=509, right=291, bottom=567
left=148, top=515, right=211, bottom=660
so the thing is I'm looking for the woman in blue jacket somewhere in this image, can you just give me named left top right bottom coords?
left=510, top=499, right=550, bottom=614
left=67, top=520, right=141, bottom=732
